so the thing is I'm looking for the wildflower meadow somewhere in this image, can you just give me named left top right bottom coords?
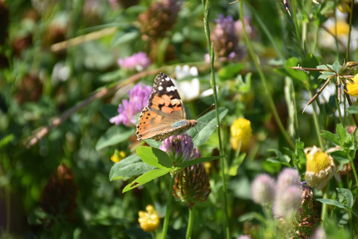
left=2, top=0, right=358, bottom=238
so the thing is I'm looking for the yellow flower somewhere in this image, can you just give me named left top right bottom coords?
left=110, top=150, right=126, bottom=163
left=346, top=74, right=358, bottom=96
left=230, top=118, right=252, bottom=151
left=203, top=161, right=212, bottom=174
left=305, top=146, right=335, bottom=190
left=138, top=205, right=160, bottom=232
left=327, top=21, right=350, bottom=36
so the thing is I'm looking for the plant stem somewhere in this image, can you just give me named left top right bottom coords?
left=201, top=1, right=230, bottom=238
left=321, top=188, right=328, bottom=221
left=239, top=1, right=294, bottom=149
left=186, top=206, right=195, bottom=239
left=346, top=0, right=354, bottom=60
left=350, top=159, right=358, bottom=188
left=161, top=176, right=174, bottom=239
left=311, top=100, right=324, bottom=148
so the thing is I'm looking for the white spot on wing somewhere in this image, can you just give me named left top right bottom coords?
left=158, top=86, right=163, bottom=91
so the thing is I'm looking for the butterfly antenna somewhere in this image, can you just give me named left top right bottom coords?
left=197, top=104, right=216, bottom=118
left=195, top=104, right=216, bottom=127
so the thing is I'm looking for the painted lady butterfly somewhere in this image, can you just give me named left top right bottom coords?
left=136, top=72, right=197, bottom=141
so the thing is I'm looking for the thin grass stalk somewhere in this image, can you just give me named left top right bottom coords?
left=239, top=1, right=294, bottom=149
left=185, top=206, right=195, bottom=239
left=201, top=0, right=230, bottom=238
left=161, top=176, right=174, bottom=239
left=346, top=0, right=354, bottom=60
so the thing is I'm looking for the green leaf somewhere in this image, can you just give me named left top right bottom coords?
left=337, top=188, right=354, bottom=209
left=218, top=63, right=244, bottom=79
left=136, top=146, right=172, bottom=168
left=96, top=126, right=134, bottom=151
left=178, top=155, right=221, bottom=168
left=348, top=105, right=358, bottom=114
left=122, top=168, right=170, bottom=193
left=187, top=108, right=228, bottom=146
left=316, top=198, right=347, bottom=209
left=109, top=154, right=155, bottom=181
left=112, top=31, right=139, bottom=46
left=321, top=130, right=340, bottom=145
left=228, top=153, right=246, bottom=176
left=144, top=139, right=161, bottom=148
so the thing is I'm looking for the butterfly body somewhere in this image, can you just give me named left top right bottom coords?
left=136, top=73, right=197, bottom=141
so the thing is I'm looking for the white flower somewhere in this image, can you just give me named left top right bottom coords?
left=175, top=65, right=200, bottom=101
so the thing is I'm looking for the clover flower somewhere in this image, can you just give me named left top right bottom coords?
left=230, top=118, right=252, bottom=151
left=138, top=0, right=181, bottom=41
left=161, top=134, right=210, bottom=206
left=273, top=185, right=302, bottom=218
left=311, top=227, right=327, bottom=239
left=236, top=235, right=251, bottom=239
left=251, top=174, right=276, bottom=205
left=110, top=83, right=152, bottom=126
left=117, top=52, right=151, bottom=71
left=211, top=15, right=242, bottom=62
left=138, top=205, right=160, bottom=232
left=160, top=134, right=199, bottom=162
left=175, top=65, right=200, bottom=101
left=276, top=168, right=300, bottom=193
left=346, top=74, right=358, bottom=96
left=305, top=146, right=335, bottom=190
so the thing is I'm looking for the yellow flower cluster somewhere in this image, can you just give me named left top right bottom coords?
left=110, top=150, right=126, bottom=163
left=346, top=74, right=358, bottom=96
left=305, top=146, right=335, bottom=190
left=327, top=21, right=350, bottom=36
left=230, top=118, right=252, bottom=151
left=138, top=205, right=160, bottom=232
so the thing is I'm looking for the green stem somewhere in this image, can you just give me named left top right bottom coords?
left=202, top=1, right=230, bottom=238
left=346, top=0, right=354, bottom=60
left=161, top=176, right=174, bottom=239
left=350, top=159, right=358, bottom=188
left=311, top=100, right=324, bottom=148
left=321, top=188, right=328, bottom=221
left=239, top=1, right=294, bottom=149
left=186, top=206, right=195, bottom=239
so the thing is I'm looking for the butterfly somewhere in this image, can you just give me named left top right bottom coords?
left=136, top=72, right=197, bottom=141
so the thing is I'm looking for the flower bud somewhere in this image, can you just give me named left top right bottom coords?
left=230, top=118, right=252, bottom=151
left=251, top=174, right=275, bottom=205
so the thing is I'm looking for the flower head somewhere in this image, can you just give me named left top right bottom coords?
left=138, top=205, right=160, bottom=232
left=138, top=0, right=181, bottom=41
left=211, top=15, right=242, bottom=62
left=305, top=146, right=335, bottom=190
left=276, top=168, right=300, bottom=193
left=347, top=74, right=358, bottom=96
left=161, top=134, right=210, bottom=206
left=273, top=185, right=302, bottom=218
left=251, top=174, right=276, bottom=205
left=110, top=150, right=126, bottom=163
left=311, top=227, right=327, bottom=239
left=175, top=65, right=200, bottom=101
left=160, top=134, right=199, bottom=163
left=236, top=236, right=251, bottom=239
left=110, top=83, right=152, bottom=126
left=230, top=118, right=252, bottom=151
left=118, top=52, right=151, bottom=71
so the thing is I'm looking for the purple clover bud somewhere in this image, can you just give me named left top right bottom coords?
left=236, top=236, right=251, bottom=239
left=160, top=134, right=199, bottom=162
left=110, top=83, right=152, bottom=126
left=273, top=185, right=302, bottom=218
left=251, top=174, right=276, bottom=205
left=276, top=168, right=300, bottom=193
left=118, top=52, right=151, bottom=71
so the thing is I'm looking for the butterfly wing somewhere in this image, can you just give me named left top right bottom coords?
left=136, top=73, right=191, bottom=141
